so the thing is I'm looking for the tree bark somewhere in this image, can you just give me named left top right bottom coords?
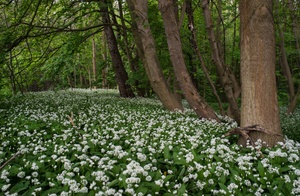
left=99, top=0, right=135, bottom=97
left=158, top=0, right=220, bottom=121
left=201, top=0, right=241, bottom=123
left=239, top=0, right=283, bottom=147
left=126, top=0, right=183, bottom=111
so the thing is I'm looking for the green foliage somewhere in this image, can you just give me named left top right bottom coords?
left=0, top=90, right=300, bottom=195
left=281, top=107, right=300, bottom=142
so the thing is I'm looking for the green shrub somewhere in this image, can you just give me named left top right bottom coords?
left=280, top=107, right=300, bottom=142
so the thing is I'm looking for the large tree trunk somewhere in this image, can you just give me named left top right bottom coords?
left=99, top=0, right=135, bottom=98
left=239, top=0, right=283, bottom=147
left=126, top=0, right=183, bottom=111
left=158, top=0, right=220, bottom=121
left=201, top=0, right=241, bottom=123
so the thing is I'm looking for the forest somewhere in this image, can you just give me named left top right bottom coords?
left=0, top=0, right=300, bottom=195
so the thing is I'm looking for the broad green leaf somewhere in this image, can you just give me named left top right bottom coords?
left=177, top=183, right=186, bottom=196
left=9, top=181, right=30, bottom=193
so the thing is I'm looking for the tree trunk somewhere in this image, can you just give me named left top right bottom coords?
left=158, top=0, right=220, bottom=121
left=239, top=0, right=283, bottom=147
left=99, top=0, right=135, bottom=97
left=201, top=0, right=241, bottom=123
left=92, top=36, right=97, bottom=89
left=116, top=0, right=145, bottom=97
left=186, top=0, right=224, bottom=116
left=126, top=0, right=183, bottom=111
left=101, top=31, right=108, bottom=89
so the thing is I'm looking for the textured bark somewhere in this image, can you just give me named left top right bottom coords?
left=158, top=0, right=220, bottom=121
left=239, top=0, right=283, bottom=147
left=201, top=0, right=241, bottom=123
left=126, top=0, right=183, bottom=111
left=99, top=0, right=135, bottom=98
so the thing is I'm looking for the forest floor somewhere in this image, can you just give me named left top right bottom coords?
left=0, top=89, right=300, bottom=195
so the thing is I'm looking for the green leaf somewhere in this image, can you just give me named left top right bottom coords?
left=257, top=161, right=265, bottom=177
left=177, top=183, right=186, bottom=196
left=162, top=193, right=174, bottom=196
left=178, top=166, right=186, bottom=179
left=108, top=179, right=119, bottom=187
left=9, top=181, right=30, bottom=193
left=220, top=174, right=227, bottom=184
left=163, top=174, right=174, bottom=182
left=136, top=186, right=148, bottom=194
left=219, top=182, right=229, bottom=192
left=164, top=146, right=171, bottom=160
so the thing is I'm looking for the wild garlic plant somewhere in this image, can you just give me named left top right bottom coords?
left=0, top=89, right=299, bottom=195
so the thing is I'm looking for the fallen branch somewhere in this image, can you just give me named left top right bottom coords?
left=0, top=152, right=20, bottom=171
left=67, top=112, right=83, bottom=138
left=67, top=112, right=76, bottom=128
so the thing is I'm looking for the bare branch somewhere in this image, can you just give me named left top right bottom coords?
left=0, top=152, right=20, bottom=171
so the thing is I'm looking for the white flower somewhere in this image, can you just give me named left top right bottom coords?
left=288, top=153, right=299, bottom=163
left=182, top=176, right=189, bottom=183
left=208, top=179, right=214, bottom=185
left=244, top=180, right=251, bottom=186
left=126, top=177, right=141, bottom=184
left=295, top=169, right=300, bottom=176
left=17, top=171, right=25, bottom=178
left=1, top=184, right=11, bottom=192
left=60, top=191, right=69, bottom=196
left=31, top=162, right=39, bottom=170
left=64, top=161, right=72, bottom=170
left=185, top=152, right=194, bottom=163
left=155, top=179, right=164, bottom=187
left=105, top=188, right=116, bottom=195
left=227, top=183, right=238, bottom=192
left=125, top=188, right=135, bottom=195
left=284, top=175, right=291, bottom=183
left=32, top=172, right=38, bottom=178
left=203, top=170, right=210, bottom=178
left=146, top=176, right=152, bottom=181
left=137, top=153, right=147, bottom=162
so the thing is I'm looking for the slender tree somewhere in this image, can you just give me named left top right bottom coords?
left=99, top=0, right=135, bottom=97
left=239, top=0, right=283, bottom=147
left=185, top=0, right=224, bottom=116
left=126, top=0, right=184, bottom=111
left=201, top=0, right=241, bottom=123
left=92, top=36, right=97, bottom=89
left=158, top=0, right=220, bottom=121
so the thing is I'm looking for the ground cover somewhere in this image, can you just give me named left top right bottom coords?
left=0, top=89, right=300, bottom=195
